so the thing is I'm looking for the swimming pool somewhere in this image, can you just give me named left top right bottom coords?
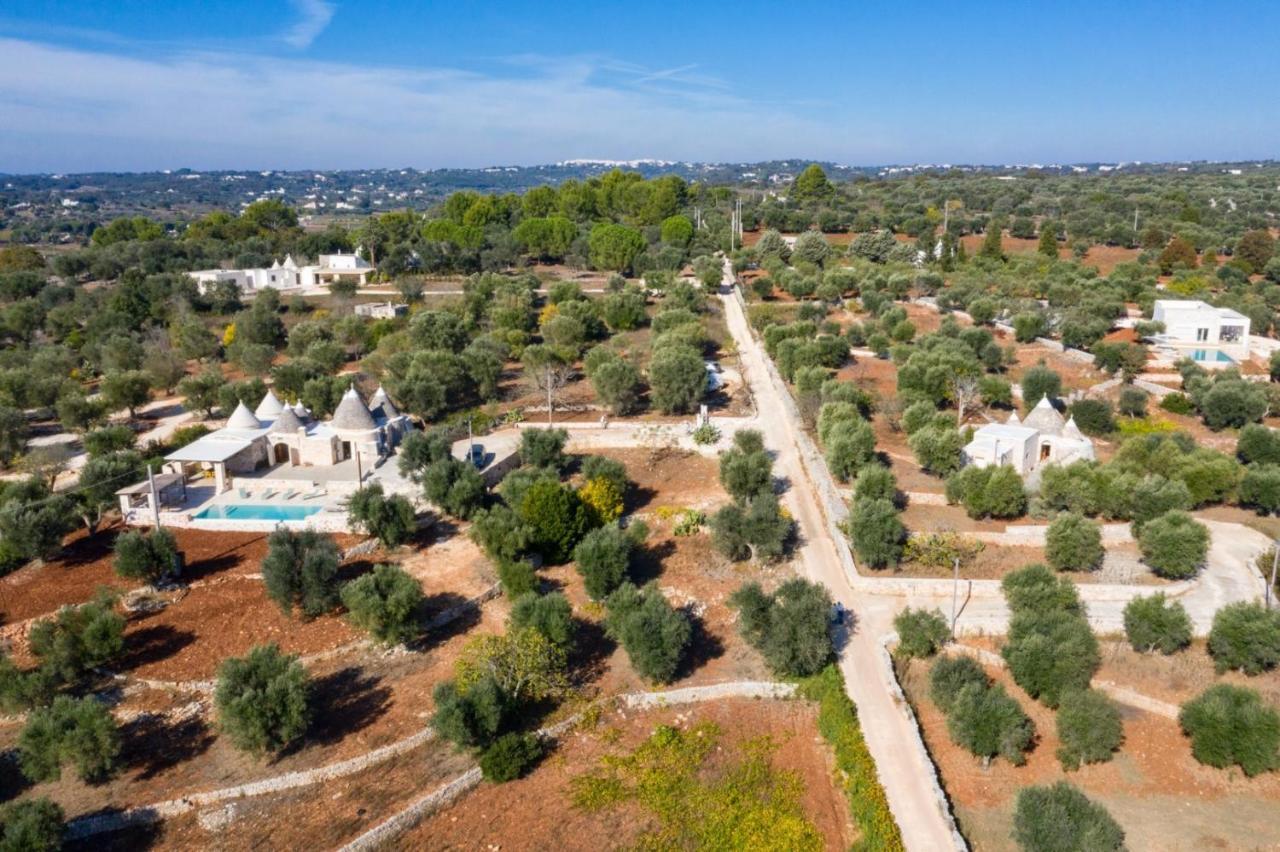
left=193, top=504, right=322, bottom=522
left=1189, top=349, right=1234, bottom=364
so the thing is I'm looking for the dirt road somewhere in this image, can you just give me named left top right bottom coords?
left=717, top=259, right=965, bottom=851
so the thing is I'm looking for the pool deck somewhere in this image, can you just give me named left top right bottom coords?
left=142, top=455, right=419, bottom=533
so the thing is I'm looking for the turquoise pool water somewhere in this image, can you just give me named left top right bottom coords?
left=194, top=504, right=322, bottom=521
left=1189, top=349, right=1234, bottom=364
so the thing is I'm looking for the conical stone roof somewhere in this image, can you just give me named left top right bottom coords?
left=270, top=406, right=304, bottom=434
left=331, top=386, right=377, bottom=432
left=226, top=401, right=262, bottom=430
left=255, top=389, right=285, bottom=419
left=1022, top=396, right=1065, bottom=436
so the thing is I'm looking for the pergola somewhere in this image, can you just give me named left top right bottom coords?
left=162, top=434, right=258, bottom=493
left=115, top=472, right=187, bottom=526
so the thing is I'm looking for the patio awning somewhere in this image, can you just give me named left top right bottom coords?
left=165, top=435, right=254, bottom=463
left=115, top=472, right=186, bottom=496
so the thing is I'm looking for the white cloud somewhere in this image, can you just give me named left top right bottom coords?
left=0, top=37, right=833, bottom=172
left=283, top=0, right=335, bottom=49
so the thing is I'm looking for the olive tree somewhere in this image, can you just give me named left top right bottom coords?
left=1045, top=513, right=1103, bottom=572
left=1056, top=689, right=1123, bottom=770
left=729, top=579, right=832, bottom=677
left=340, top=564, right=424, bottom=644
left=1012, top=783, right=1125, bottom=852
left=1122, top=593, right=1191, bottom=654
left=214, top=643, right=311, bottom=756
left=261, top=527, right=342, bottom=618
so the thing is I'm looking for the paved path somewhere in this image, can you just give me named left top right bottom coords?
left=717, top=259, right=964, bottom=851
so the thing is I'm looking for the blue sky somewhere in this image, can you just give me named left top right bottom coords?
left=0, top=1, right=1276, bottom=173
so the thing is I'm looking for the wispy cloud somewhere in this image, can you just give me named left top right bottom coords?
left=0, top=37, right=831, bottom=172
left=282, top=0, right=335, bottom=49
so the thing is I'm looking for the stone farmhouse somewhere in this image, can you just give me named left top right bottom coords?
left=188, top=251, right=374, bottom=295
left=962, top=396, right=1095, bottom=478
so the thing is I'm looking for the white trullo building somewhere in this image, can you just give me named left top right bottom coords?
left=961, top=397, right=1095, bottom=478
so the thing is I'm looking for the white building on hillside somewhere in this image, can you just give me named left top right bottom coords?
left=119, top=386, right=410, bottom=500
left=1150, top=299, right=1250, bottom=365
left=962, top=397, right=1095, bottom=477
left=189, top=251, right=374, bottom=295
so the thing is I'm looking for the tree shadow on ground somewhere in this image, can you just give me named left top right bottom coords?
left=623, top=484, right=659, bottom=513
left=305, top=666, right=392, bottom=747
left=121, top=713, right=216, bottom=781
left=413, top=591, right=477, bottom=647
left=0, top=751, right=33, bottom=804
left=568, top=618, right=616, bottom=688
left=675, top=611, right=724, bottom=680
left=65, top=818, right=161, bottom=851
left=629, top=539, right=675, bottom=586
left=116, top=623, right=197, bottom=673
left=55, top=526, right=122, bottom=569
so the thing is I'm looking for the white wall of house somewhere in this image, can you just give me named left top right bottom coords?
left=1152, top=299, right=1251, bottom=358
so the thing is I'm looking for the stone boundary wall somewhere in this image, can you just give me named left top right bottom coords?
left=879, top=633, right=970, bottom=851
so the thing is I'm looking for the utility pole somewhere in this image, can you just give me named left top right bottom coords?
left=1133, top=207, right=1140, bottom=234
left=546, top=367, right=553, bottom=427
left=950, top=556, right=961, bottom=638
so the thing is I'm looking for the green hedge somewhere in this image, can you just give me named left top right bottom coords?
left=798, top=665, right=905, bottom=852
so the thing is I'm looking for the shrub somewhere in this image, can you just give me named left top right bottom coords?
left=112, top=527, right=179, bottom=584
left=846, top=497, right=905, bottom=568
left=1012, top=782, right=1125, bottom=852
left=591, top=358, right=642, bottom=415
left=604, top=582, right=691, bottom=683
left=929, top=655, right=989, bottom=714
left=432, top=676, right=509, bottom=750
left=1160, top=392, right=1194, bottom=415
left=346, top=483, right=417, bottom=547
left=1137, top=510, right=1208, bottom=579
left=519, top=428, right=569, bottom=471
left=18, top=695, right=120, bottom=783
left=1021, top=365, right=1062, bottom=407
left=510, top=591, right=575, bottom=651
left=580, top=455, right=628, bottom=494
left=27, top=594, right=125, bottom=686
left=947, top=682, right=1036, bottom=766
left=1068, top=399, right=1114, bottom=436
left=1207, top=602, right=1280, bottom=675
left=852, top=464, right=897, bottom=504
left=0, top=798, right=64, bottom=852
left=261, top=527, right=342, bottom=618
left=1045, top=513, right=1103, bottom=572
left=578, top=475, right=624, bottom=526
left=691, top=422, right=720, bottom=445
left=422, top=457, right=486, bottom=519
left=893, top=608, right=950, bottom=659
left=496, top=558, right=538, bottom=597
left=1128, top=476, right=1193, bottom=531
left=214, top=643, right=311, bottom=755
left=1117, top=386, right=1148, bottom=418
left=908, top=424, right=964, bottom=476
left=945, top=465, right=1027, bottom=519
left=1122, top=593, right=1191, bottom=654
left=900, top=400, right=936, bottom=435
left=718, top=430, right=773, bottom=502
left=480, top=732, right=545, bottom=782
left=1056, top=689, right=1123, bottom=770
left=1240, top=465, right=1280, bottom=514
left=340, top=564, right=423, bottom=644
left=1238, top=423, right=1280, bottom=465
left=1000, top=563, right=1082, bottom=616
left=1179, top=684, right=1280, bottom=776
left=729, top=579, right=833, bottom=677
left=710, top=494, right=792, bottom=563
left=903, top=531, right=984, bottom=569
left=648, top=344, right=706, bottom=414
left=519, top=479, right=595, bottom=565
left=1003, top=610, right=1100, bottom=708
left=824, top=419, right=876, bottom=482
left=573, top=523, right=635, bottom=600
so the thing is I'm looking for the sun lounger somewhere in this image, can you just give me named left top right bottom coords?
left=283, top=489, right=298, bottom=500
left=261, top=489, right=277, bottom=500
left=302, top=489, right=324, bottom=500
